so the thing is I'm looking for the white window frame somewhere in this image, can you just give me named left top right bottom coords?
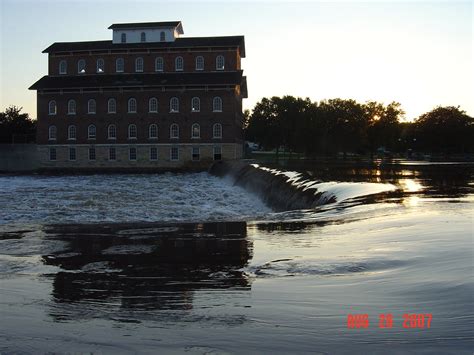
left=216, top=55, right=225, bottom=70
left=108, top=124, right=116, bottom=140
left=128, top=124, right=137, bottom=139
left=129, top=147, right=137, bottom=161
left=128, top=98, right=137, bottom=113
left=135, top=57, right=144, bottom=72
left=89, top=147, right=96, bottom=161
left=109, top=147, right=116, bottom=161
left=191, top=123, right=200, bottom=139
left=68, top=125, right=76, bottom=140
left=170, top=146, right=179, bottom=161
left=49, top=147, right=57, bottom=161
left=175, top=56, right=183, bottom=71
left=48, top=100, right=57, bottom=115
left=88, top=124, right=96, bottom=140
left=77, top=59, right=86, bottom=74
left=149, top=97, right=158, bottom=113
left=67, top=99, right=76, bottom=115
left=195, top=56, right=204, bottom=71
left=149, top=124, right=158, bottom=139
left=213, top=146, right=222, bottom=161
left=170, top=123, right=179, bottom=139
left=192, top=147, right=200, bottom=161
left=150, top=147, right=158, bottom=161
left=213, top=97, right=223, bottom=112
left=96, top=58, right=105, bottom=73
left=59, top=60, right=67, bottom=75
left=213, top=123, right=222, bottom=138
left=87, top=99, right=96, bottom=114
left=108, top=98, right=116, bottom=113
left=69, top=147, right=76, bottom=161
left=155, top=57, right=164, bottom=72
left=169, top=97, right=179, bottom=113
left=48, top=125, right=57, bottom=140
left=191, top=97, right=200, bottom=112
left=116, top=58, right=124, bottom=73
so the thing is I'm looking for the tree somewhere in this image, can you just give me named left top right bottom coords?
left=0, top=106, right=36, bottom=143
left=414, top=106, right=474, bottom=153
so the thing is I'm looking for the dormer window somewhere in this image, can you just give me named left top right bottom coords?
left=140, top=32, right=146, bottom=42
left=121, top=33, right=126, bottom=43
left=160, top=31, right=166, bottom=42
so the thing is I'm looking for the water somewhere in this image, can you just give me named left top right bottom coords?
left=0, top=161, right=473, bottom=353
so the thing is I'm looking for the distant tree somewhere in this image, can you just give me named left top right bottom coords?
left=0, top=106, right=36, bottom=143
left=365, top=101, right=405, bottom=153
left=414, top=106, right=474, bottom=153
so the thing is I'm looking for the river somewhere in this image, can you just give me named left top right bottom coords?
left=0, top=160, right=472, bottom=354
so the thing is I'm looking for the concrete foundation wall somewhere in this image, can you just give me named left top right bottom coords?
left=0, top=144, right=40, bottom=172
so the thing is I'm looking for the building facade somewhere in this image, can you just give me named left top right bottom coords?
left=29, top=21, right=247, bottom=170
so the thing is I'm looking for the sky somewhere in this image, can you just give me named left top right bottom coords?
left=0, top=0, right=472, bottom=121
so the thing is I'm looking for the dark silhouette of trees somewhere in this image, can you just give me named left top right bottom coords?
left=245, top=97, right=473, bottom=156
left=0, top=106, right=36, bottom=143
left=413, top=106, right=474, bottom=154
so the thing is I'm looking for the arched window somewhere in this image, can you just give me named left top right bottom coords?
left=68, top=125, right=76, bottom=140
left=216, top=55, right=225, bottom=70
left=59, top=60, right=67, bottom=74
left=67, top=100, right=76, bottom=115
left=191, top=97, right=200, bottom=112
left=87, top=99, right=96, bottom=114
left=149, top=124, right=158, bottom=139
left=149, top=97, right=158, bottom=113
left=116, top=58, right=124, bottom=73
left=108, top=98, right=116, bottom=113
left=170, top=123, right=179, bottom=139
left=96, top=58, right=105, bottom=73
left=170, top=97, right=179, bottom=112
left=213, top=123, right=222, bottom=138
left=140, top=32, right=146, bottom=42
left=88, top=124, right=96, bottom=139
left=48, top=100, right=57, bottom=115
left=121, top=33, right=126, bottom=43
left=195, top=56, right=204, bottom=71
left=135, top=57, right=144, bottom=72
left=160, top=31, right=165, bottom=42
left=128, top=98, right=137, bottom=113
left=213, top=97, right=223, bottom=112
left=77, top=59, right=86, bottom=74
left=191, top=123, right=200, bottom=139
left=108, top=124, right=116, bottom=139
left=128, top=124, right=137, bottom=139
left=155, top=57, right=164, bottom=72
left=48, top=125, right=57, bottom=140
left=175, top=56, right=183, bottom=71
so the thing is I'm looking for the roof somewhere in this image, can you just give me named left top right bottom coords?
left=108, top=21, right=184, bottom=34
left=42, top=36, right=246, bottom=57
left=29, top=71, right=245, bottom=90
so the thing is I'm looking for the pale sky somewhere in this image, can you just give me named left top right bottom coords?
left=1, top=0, right=472, bottom=121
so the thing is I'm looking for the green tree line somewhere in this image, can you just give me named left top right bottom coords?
left=245, top=97, right=474, bottom=156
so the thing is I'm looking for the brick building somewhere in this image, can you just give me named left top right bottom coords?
left=29, top=21, right=247, bottom=170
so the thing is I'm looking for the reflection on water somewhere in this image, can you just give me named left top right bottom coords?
left=41, top=222, right=251, bottom=321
